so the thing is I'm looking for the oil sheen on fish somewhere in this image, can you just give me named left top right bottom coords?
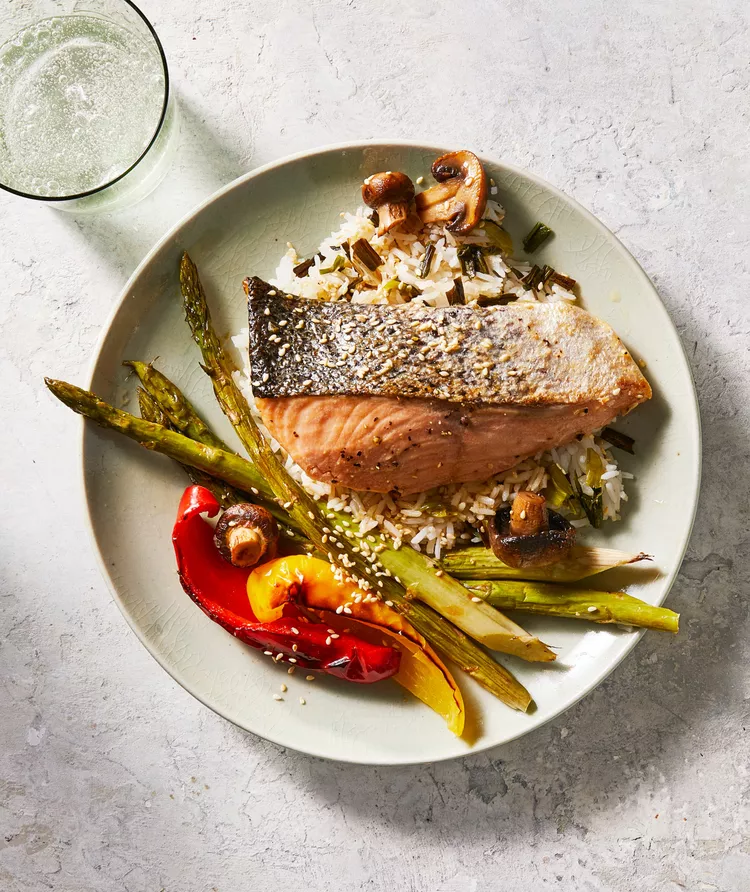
left=245, top=277, right=651, bottom=494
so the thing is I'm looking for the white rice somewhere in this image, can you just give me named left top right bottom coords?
left=230, top=201, right=630, bottom=556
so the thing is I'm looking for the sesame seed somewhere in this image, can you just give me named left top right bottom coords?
left=343, top=607, right=352, bottom=615
left=385, top=600, right=394, bottom=607
left=273, top=694, right=283, bottom=701
left=288, top=666, right=295, bottom=675
left=263, top=650, right=273, bottom=656
left=299, top=698, right=306, bottom=705
left=330, top=633, right=340, bottom=639
left=325, top=636, right=332, bottom=645
left=306, top=675, right=315, bottom=681
left=587, top=606, right=598, bottom=613
left=471, top=596, right=483, bottom=603
left=274, top=653, right=284, bottom=661
left=307, top=511, right=315, bottom=520
left=291, top=627, right=299, bottom=635
left=292, top=643, right=298, bottom=652
left=280, top=684, right=287, bottom=692
left=288, top=657, right=297, bottom=663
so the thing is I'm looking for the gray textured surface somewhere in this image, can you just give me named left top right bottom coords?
left=1, top=1, right=748, bottom=889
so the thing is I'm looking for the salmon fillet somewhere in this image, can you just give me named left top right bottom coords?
left=245, top=278, right=651, bottom=494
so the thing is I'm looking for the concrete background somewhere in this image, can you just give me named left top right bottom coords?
left=1, top=1, right=748, bottom=889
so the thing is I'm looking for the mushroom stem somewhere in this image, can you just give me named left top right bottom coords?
left=361, top=172, right=416, bottom=235
left=510, top=492, right=548, bottom=537
left=227, top=526, right=264, bottom=568
left=213, top=502, right=279, bottom=568
left=415, top=181, right=462, bottom=224
left=377, top=202, right=409, bottom=233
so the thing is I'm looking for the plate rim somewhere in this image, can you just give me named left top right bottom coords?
left=79, top=139, right=702, bottom=765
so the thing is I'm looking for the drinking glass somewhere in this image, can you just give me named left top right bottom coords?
left=0, top=0, right=177, bottom=212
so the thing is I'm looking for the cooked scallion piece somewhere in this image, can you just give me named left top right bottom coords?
left=293, top=258, right=315, bottom=278
left=399, top=283, right=421, bottom=301
left=545, top=462, right=575, bottom=510
left=586, top=448, right=604, bottom=489
left=319, top=255, right=346, bottom=274
left=466, top=580, right=679, bottom=633
left=383, top=279, right=420, bottom=300
left=351, top=238, right=383, bottom=271
left=480, top=220, right=514, bottom=255
left=476, top=296, right=513, bottom=307
left=549, top=270, right=577, bottom=291
left=572, top=463, right=603, bottom=528
left=601, top=427, right=635, bottom=454
left=474, top=247, right=489, bottom=275
left=523, top=222, right=553, bottom=254
left=447, top=278, right=465, bottom=305
left=458, top=245, right=476, bottom=278
left=419, top=243, right=435, bottom=278
left=458, top=245, right=488, bottom=279
left=442, top=546, right=651, bottom=582
left=522, top=265, right=544, bottom=290
left=541, top=264, right=555, bottom=286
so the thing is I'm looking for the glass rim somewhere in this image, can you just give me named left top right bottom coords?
left=0, top=0, right=170, bottom=203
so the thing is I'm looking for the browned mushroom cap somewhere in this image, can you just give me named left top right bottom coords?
left=361, top=171, right=416, bottom=235
left=214, top=503, right=279, bottom=569
left=487, top=492, right=575, bottom=568
left=415, top=150, right=488, bottom=234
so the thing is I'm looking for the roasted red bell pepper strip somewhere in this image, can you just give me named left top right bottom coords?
left=172, top=485, right=400, bottom=683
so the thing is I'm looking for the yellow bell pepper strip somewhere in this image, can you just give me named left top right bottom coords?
left=248, top=556, right=465, bottom=735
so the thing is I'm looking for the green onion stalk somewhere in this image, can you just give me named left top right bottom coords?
left=442, top=545, right=650, bottom=583
left=466, top=579, right=678, bottom=633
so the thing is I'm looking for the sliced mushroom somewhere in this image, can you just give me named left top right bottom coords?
left=361, top=171, right=416, bottom=235
left=415, top=150, right=488, bottom=234
left=486, top=491, right=575, bottom=568
left=214, top=503, right=279, bottom=569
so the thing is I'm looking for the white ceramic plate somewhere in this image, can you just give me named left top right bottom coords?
left=82, top=141, right=700, bottom=765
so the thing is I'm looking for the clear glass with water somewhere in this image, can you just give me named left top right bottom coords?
left=0, top=0, right=176, bottom=212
